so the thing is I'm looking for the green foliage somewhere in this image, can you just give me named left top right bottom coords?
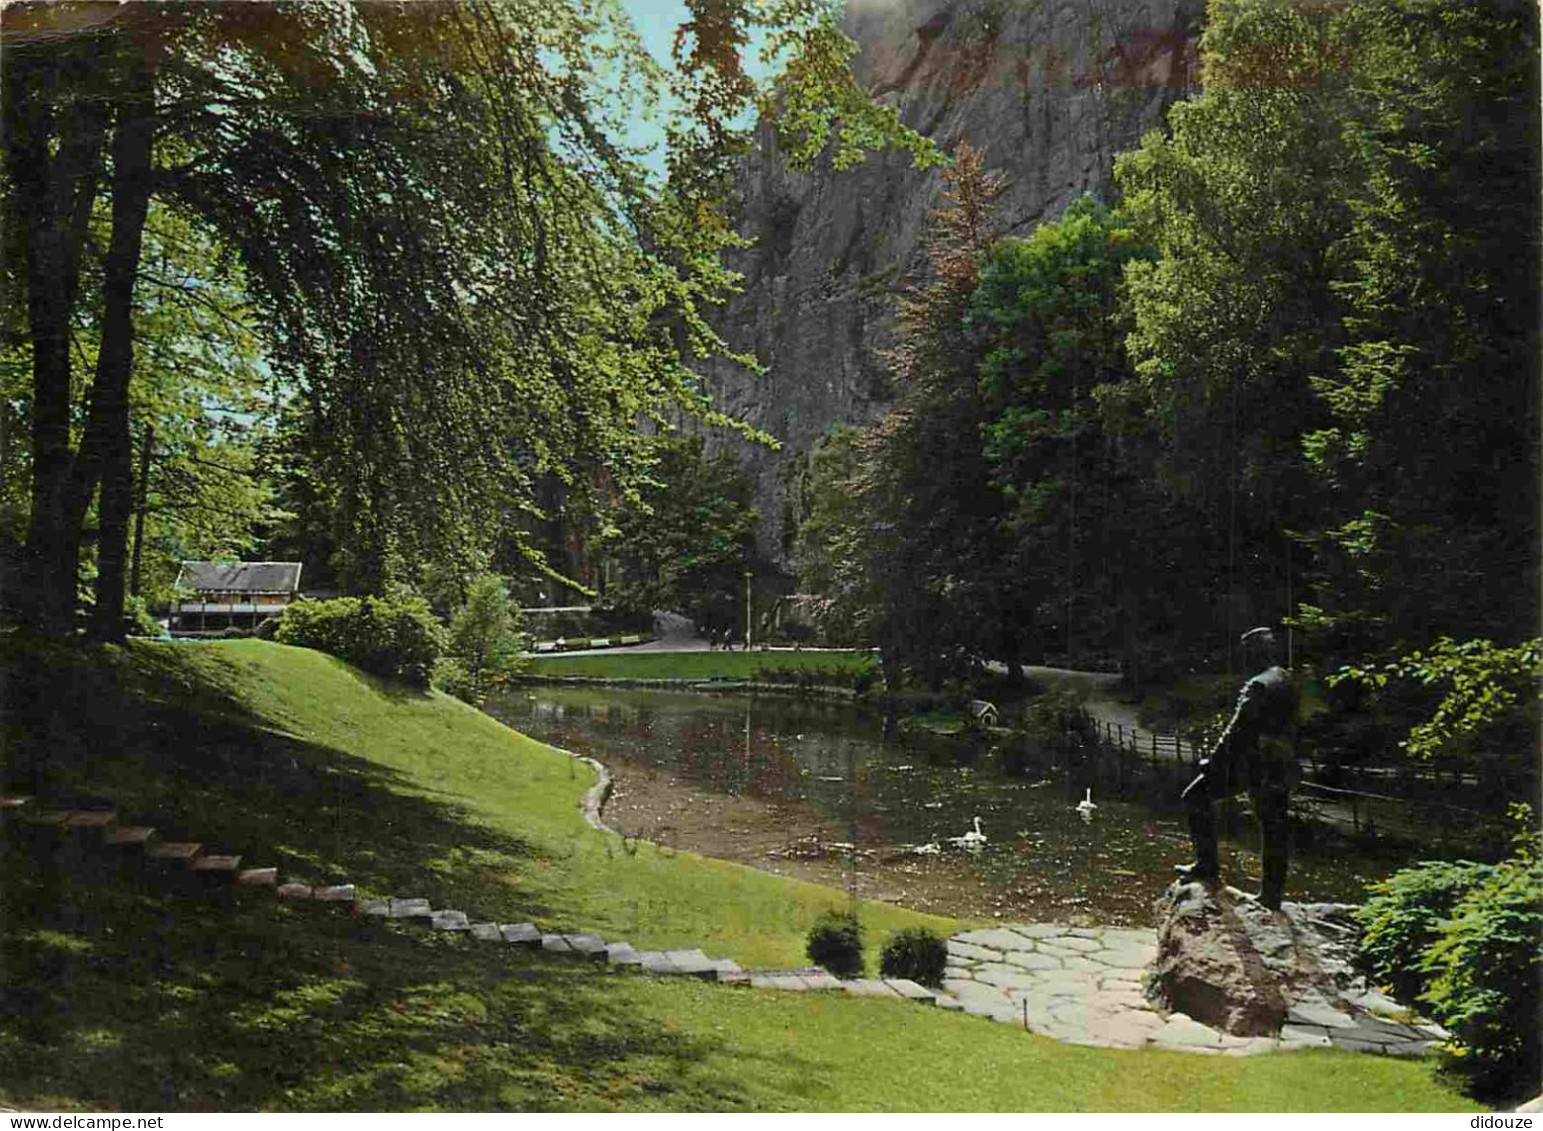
left=1300, top=1, right=1539, bottom=651
left=1418, top=815, right=1543, bottom=1096
left=1356, top=858, right=1495, bottom=1004
left=1356, top=808, right=1543, bottom=1098
left=1331, top=638, right=1542, bottom=760
left=446, top=574, right=527, bottom=684
left=274, top=595, right=444, bottom=687
left=593, top=434, right=758, bottom=633
left=1018, top=690, right=1095, bottom=745
left=751, top=660, right=877, bottom=695
left=430, top=656, right=483, bottom=705
left=3, top=0, right=940, bottom=637
left=806, top=909, right=864, bottom=978
left=878, top=927, right=947, bottom=987
left=792, top=427, right=876, bottom=647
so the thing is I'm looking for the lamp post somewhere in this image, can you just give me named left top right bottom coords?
left=744, top=568, right=753, bottom=649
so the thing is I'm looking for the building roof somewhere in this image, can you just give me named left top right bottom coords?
left=176, top=561, right=303, bottom=594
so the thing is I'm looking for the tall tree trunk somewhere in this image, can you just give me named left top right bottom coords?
left=2, top=54, right=108, bottom=634
left=88, top=58, right=158, bottom=642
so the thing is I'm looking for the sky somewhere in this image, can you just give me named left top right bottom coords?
left=611, top=0, right=777, bottom=175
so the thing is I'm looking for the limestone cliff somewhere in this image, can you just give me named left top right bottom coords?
left=699, top=0, right=1203, bottom=565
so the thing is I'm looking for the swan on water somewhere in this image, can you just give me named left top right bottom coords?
left=1075, top=788, right=1098, bottom=815
left=948, top=816, right=987, bottom=850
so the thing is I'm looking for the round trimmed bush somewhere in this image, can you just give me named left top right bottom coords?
left=879, top=927, right=947, bottom=987
left=806, top=909, right=863, bottom=978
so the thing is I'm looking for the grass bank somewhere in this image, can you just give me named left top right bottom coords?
left=527, top=649, right=875, bottom=682
left=0, top=637, right=1486, bottom=1111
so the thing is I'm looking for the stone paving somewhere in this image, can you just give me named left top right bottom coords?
left=939, top=924, right=1447, bottom=1056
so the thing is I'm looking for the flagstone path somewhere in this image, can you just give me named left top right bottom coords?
left=938, top=924, right=1445, bottom=1056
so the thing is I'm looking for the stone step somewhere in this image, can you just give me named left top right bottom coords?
left=431, top=910, right=471, bottom=931
left=235, top=867, right=278, bottom=886
left=541, top=934, right=573, bottom=953
left=276, top=882, right=313, bottom=900
left=190, top=853, right=242, bottom=875
left=0, top=796, right=32, bottom=809
left=665, top=949, right=721, bottom=979
left=358, top=898, right=391, bottom=916
left=841, top=979, right=899, bottom=998
left=61, top=810, right=118, bottom=831
left=145, top=841, right=202, bottom=865
left=798, top=970, right=843, bottom=991
left=102, top=826, right=156, bottom=848
left=501, top=923, right=541, bottom=945
left=751, top=973, right=813, bottom=991
left=638, top=951, right=679, bottom=975
left=313, top=884, right=356, bottom=903
left=605, top=942, right=641, bottom=967
left=563, top=933, right=608, bottom=958
left=389, top=898, right=432, bottom=919
left=469, top=922, right=501, bottom=942
left=883, top=978, right=938, bottom=1003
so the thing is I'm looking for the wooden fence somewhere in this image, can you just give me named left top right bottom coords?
left=1092, top=717, right=1491, bottom=847
left=1095, top=719, right=1198, bottom=765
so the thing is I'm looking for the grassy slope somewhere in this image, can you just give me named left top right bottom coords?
left=145, top=640, right=947, bottom=968
left=528, top=649, right=875, bottom=681
left=0, top=639, right=1484, bottom=1112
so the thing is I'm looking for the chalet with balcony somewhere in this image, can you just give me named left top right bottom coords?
left=170, top=561, right=303, bottom=637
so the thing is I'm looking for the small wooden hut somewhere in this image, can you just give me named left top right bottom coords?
left=170, top=561, right=303, bottom=637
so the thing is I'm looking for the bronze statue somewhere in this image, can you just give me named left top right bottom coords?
left=1176, top=627, right=1298, bottom=910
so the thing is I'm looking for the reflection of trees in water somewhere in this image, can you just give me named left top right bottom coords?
left=496, top=688, right=1405, bottom=911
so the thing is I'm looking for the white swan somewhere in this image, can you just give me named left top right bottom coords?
left=911, top=838, right=942, bottom=856
left=1075, top=788, right=1098, bottom=815
left=948, top=816, right=987, bottom=851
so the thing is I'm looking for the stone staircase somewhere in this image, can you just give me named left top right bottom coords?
left=0, top=794, right=950, bottom=1008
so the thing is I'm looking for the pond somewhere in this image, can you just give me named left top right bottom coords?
left=488, top=684, right=1420, bottom=926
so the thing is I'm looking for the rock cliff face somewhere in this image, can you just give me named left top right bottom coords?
left=699, top=0, right=1204, bottom=565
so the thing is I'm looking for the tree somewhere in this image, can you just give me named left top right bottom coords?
left=445, top=573, right=526, bottom=687
left=818, top=143, right=1018, bottom=688
left=968, top=195, right=1152, bottom=671
left=1299, top=0, right=1540, bottom=658
left=1, top=0, right=937, bottom=641
left=1114, top=0, right=1355, bottom=670
left=591, top=432, right=757, bottom=632
left=793, top=426, right=876, bottom=646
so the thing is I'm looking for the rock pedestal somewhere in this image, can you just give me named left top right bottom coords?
left=1145, top=881, right=1361, bottom=1037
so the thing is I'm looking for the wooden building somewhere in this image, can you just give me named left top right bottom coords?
left=170, top=561, right=303, bottom=637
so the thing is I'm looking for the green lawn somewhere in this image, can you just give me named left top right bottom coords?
left=0, top=638, right=1487, bottom=1111
left=528, top=648, right=875, bottom=682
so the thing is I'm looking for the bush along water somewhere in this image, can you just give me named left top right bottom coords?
left=275, top=594, right=445, bottom=687
left=1357, top=805, right=1542, bottom=1100
left=436, top=574, right=527, bottom=703
left=879, top=927, right=947, bottom=987
left=806, top=909, right=864, bottom=978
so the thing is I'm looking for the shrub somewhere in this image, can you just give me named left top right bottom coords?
left=124, top=594, right=163, bottom=638
left=879, top=927, right=947, bottom=987
left=1356, top=858, right=1495, bottom=1004
left=1417, top=817, right=1542, bottom=1098
left=431, top=656, right=483, bottom=705
left=275, top=594, right=444, bottom=686
left=446, top=573, right=526, bottom=683
left=806, top=909, right=863, bottom=978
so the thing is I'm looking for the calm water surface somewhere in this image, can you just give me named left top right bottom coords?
left=489, top=685, right=1419, bottom=925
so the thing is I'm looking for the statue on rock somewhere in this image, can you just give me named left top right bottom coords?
left=1176, top=626, right=1298, bottom=910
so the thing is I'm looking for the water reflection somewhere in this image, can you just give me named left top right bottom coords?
left=490, top=686, right=1415, bottom=924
